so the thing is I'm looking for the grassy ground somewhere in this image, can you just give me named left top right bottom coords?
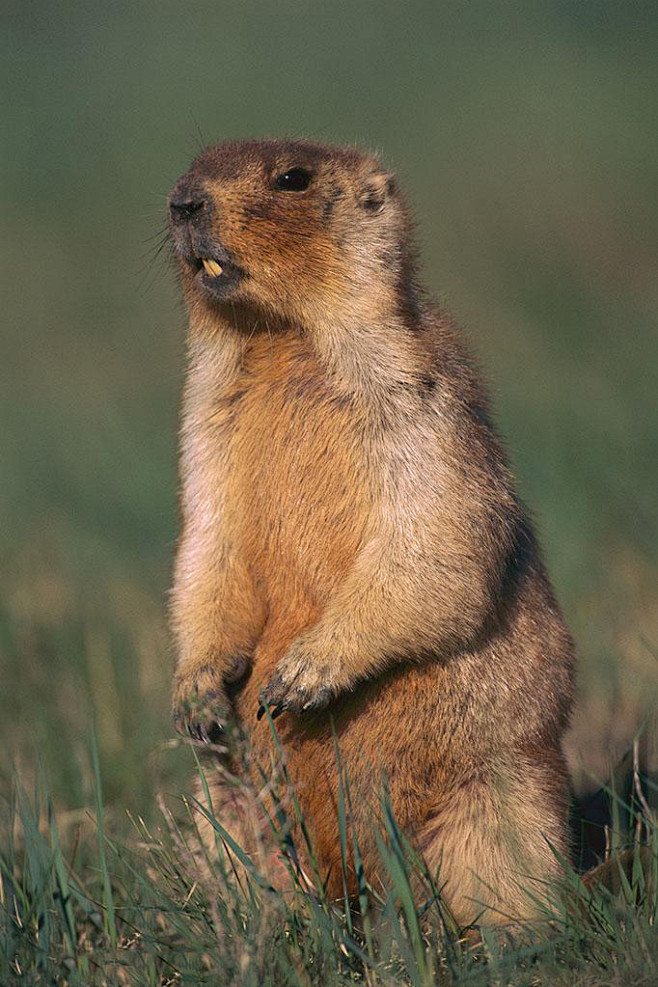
left=2, top=741, right=657, bottom=985
left=1, top=1, right=657, bottom=982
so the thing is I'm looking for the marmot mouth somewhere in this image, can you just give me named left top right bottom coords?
left=189, top=254, right=225, bottom=279
left=185, top=248, right=246, bottom=299
left=198, top=257, right=223, bottom=278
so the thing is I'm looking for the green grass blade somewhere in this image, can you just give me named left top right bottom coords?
left=90, top=723, right=117, bottom=948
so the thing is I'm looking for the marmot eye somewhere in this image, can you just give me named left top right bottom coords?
left=274, top=167, right=312, bottom=191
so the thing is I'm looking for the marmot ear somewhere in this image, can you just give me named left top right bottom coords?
left=359, top=172, right=395, bottom=214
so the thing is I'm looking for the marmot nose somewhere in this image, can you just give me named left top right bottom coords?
left=169, top=190, right=207, bottom=223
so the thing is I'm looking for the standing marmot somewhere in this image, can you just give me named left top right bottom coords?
left=167, top=139, right=575, bottom=925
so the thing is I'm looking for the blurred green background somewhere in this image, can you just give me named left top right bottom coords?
left=1, top=0, right=656, bottom=825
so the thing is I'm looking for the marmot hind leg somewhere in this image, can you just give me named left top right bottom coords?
left=417, top=766, right=569, bottom=927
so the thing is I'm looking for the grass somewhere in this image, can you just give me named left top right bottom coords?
left=1, top=735, right=656, bottom=986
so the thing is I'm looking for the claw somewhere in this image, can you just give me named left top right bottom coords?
left=257, top=699, right=287, bottom=721
left=258, top=662, right=335, bottom=719
left=173, top=698, right=227, bottom=747
left=257, top=673, right=288, bottom=720
left=205, top=720, right=224, bottom=744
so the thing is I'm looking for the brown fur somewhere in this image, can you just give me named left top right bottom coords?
left=167, top=139, right=575, bottom=925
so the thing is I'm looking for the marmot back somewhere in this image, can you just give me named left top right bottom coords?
left=167, top=138, right=575, bottom=925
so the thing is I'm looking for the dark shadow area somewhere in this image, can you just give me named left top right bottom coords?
left=571, top=744, right=656, bottom=871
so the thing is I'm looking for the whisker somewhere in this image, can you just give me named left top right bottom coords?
left=143, top=224, right=171, bottom=244
left=188, top=111, right=208, bottom=153
left=137, top=232, right=175, bottom=293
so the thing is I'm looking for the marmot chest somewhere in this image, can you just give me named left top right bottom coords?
left=226, top=336, right=370, bottom=602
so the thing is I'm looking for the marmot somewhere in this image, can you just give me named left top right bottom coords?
left=167, top=138, right=575, bottom=925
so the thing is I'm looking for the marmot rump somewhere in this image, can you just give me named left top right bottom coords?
left=167, top=139, right=575, bottom=925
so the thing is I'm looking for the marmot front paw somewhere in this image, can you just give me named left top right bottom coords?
left=172, top=662, right=243, bottom=746
left=257, top=650, right=336, bottom=719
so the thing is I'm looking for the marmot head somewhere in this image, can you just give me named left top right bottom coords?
left=168, top=139, right=417, bottom=330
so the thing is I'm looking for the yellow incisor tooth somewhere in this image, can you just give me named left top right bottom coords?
left=202, top=258, right=223, bottom=277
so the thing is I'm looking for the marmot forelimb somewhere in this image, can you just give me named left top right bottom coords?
left=167, top=139, right=575, bottom=925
